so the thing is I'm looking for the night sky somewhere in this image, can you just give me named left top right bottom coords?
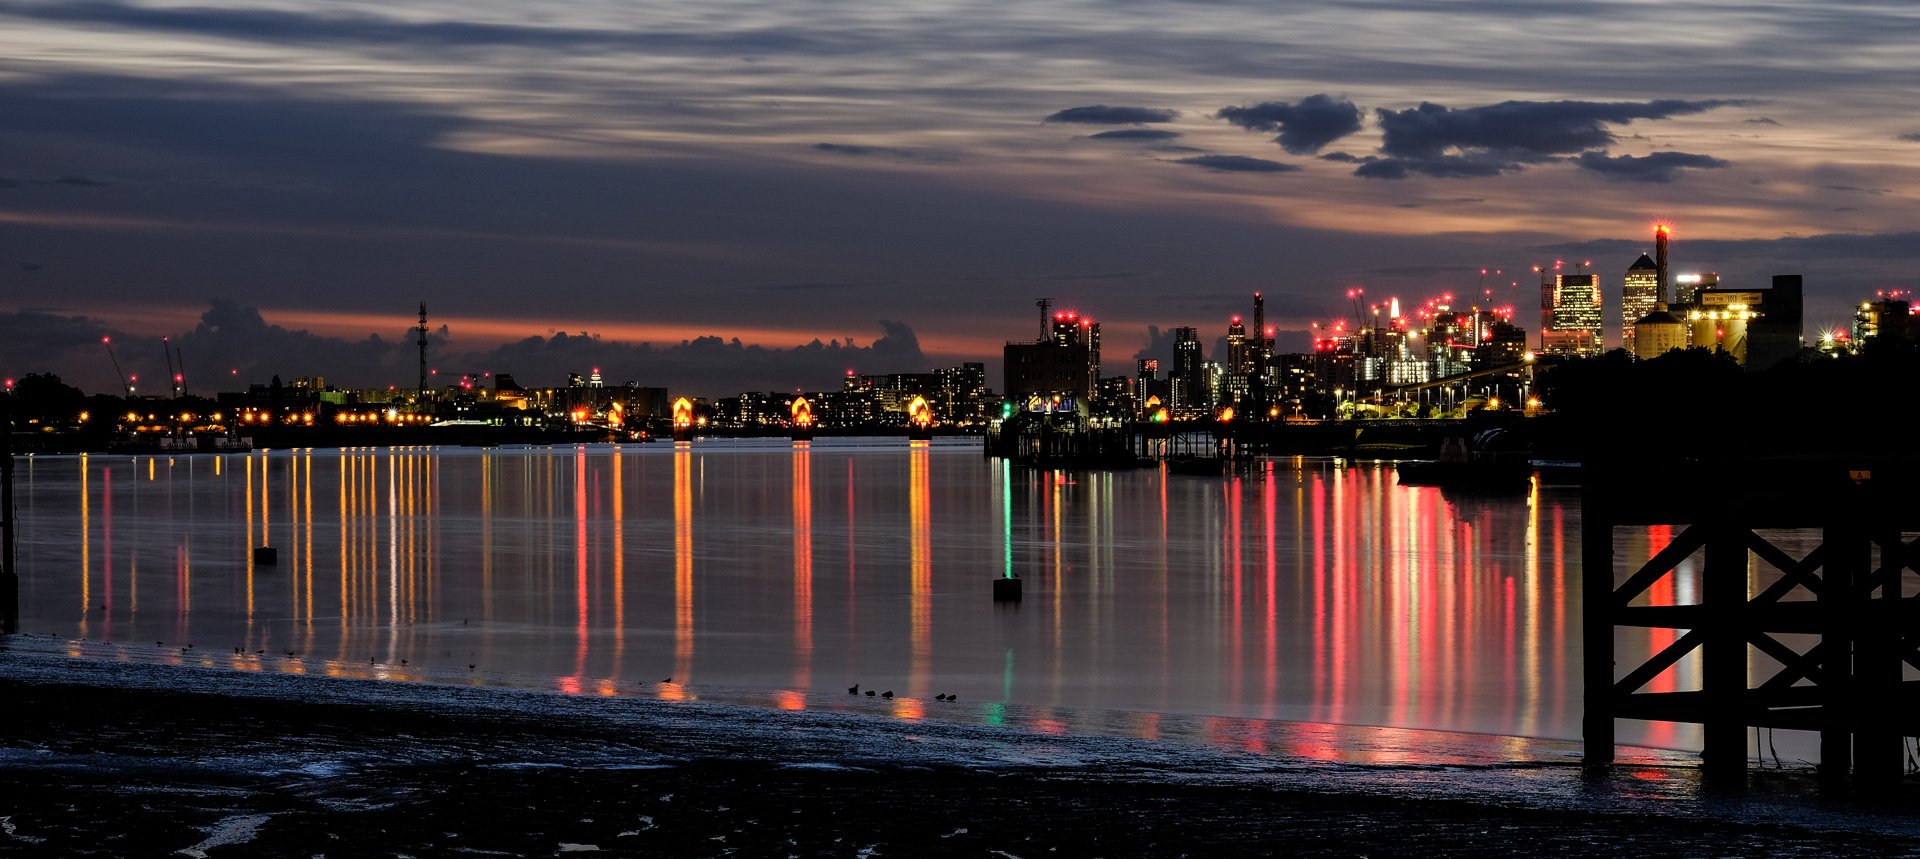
left=3, top=0, right=1917, bottom=397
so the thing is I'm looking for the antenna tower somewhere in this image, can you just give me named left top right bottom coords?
left=1036, top=298, right=1052, bottom=341
left=1655, top=224, right=1671, bottom=303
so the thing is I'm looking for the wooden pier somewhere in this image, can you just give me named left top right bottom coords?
left=1582, top=457, right=1920, bottom=790
left=985, top=413, right=1513, bottom=469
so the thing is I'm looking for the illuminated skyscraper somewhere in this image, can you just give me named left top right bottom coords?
left=1223, top=315, right=1249, bottom=406
left=1134, top=358, right=1164, bottom=413
left=1048, top=311, right=1102, bottom=397
left=1622, top=254, right=1661, bottom=352
left=1172, top=326, right=1204, bottom=412
left=1542, top=271, right=1604, bottom=356
left=1673, top=272, right=1717, bottom=309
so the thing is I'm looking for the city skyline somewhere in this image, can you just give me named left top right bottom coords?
left=4, top=1, right=1919, bottom=396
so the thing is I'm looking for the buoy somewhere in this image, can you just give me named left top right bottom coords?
left=992, top=577, right=1022, bottom=602
left=253, top=546, right=278, bottom=565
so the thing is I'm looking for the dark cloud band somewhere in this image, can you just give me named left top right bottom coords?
left=1173, top=154, right=1299, bottom=173
left=1214, top=95, right=1362, bottom=154
left=1573, top=151, right=1730, bottom=183
left=1045, top=105, right=1178, bottom=124
left=1358, top=98, right=1741, bottom=180
left=1088, top=129, right=1182, bottom=142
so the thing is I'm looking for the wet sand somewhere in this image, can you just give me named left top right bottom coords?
left=2, top=644, right=1917, bottom=857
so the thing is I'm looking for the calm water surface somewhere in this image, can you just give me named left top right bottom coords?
left=13, top=439, right=1757, bottom=757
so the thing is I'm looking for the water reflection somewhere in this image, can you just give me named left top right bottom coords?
left=15, top=443, right=1741, bottom=760
left=791, top=441, right=812, bottom=692
left=667, top=442, right=694, bottom=700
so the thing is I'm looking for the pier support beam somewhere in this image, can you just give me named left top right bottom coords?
left=1581, top=469, right=1614, bottom=765
left=1583, top=461, right=1920, bottom=792
left=1, top=391, right=15, bottom=635
left=1701, top=520, right=1747, bottom=779
left=1819, top=518, right=1862, bottom=786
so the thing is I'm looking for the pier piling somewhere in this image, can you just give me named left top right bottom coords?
left=1583, top=458, right=1920, bottom=792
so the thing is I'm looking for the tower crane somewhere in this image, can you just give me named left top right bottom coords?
left=102, top=337, right=131, bottom=395
left=162, top=337, right=178, bottom=398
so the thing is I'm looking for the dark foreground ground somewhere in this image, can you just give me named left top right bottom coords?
left=3, top=647, right=1918, bottom=857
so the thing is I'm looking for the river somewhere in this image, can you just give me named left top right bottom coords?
left=12, top=438, right=1783, bottom=760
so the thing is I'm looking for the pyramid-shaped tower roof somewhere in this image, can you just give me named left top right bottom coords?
left=1627, top=253, right=1658, bottom=271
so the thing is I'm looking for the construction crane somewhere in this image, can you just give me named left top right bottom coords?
left=162, top=337, right=178, bottom=398
left=174, top=340, right=187, bottom=397
left=102, top=337, right=131, bottom=395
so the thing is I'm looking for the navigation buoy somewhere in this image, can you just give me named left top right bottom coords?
left=992, top=577, right=1022, bottom=602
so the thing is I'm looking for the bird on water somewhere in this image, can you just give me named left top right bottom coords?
left=848, top=684, right=859, bottom=694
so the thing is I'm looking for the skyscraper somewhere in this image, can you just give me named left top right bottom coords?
left=1223, top=315, right=1249, bottom=406
left=1673, top=272, right=1717, bottom=309
left=1622, top=254, right=1661, bottom=352
left=1542, top=271, right=1604, bottom=356
left=1172, top=326, right=1203, bottom=412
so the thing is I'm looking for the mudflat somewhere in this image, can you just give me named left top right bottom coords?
left=1, top=647, right=1916, bottom=857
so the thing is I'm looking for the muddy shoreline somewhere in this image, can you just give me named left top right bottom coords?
left=2, top=645, right=1916, bottom=857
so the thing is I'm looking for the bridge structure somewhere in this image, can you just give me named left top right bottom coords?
left=1375, top=360, right=1532, bottom=396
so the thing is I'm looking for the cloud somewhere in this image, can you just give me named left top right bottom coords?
left=0, top=177, right=17, bottom=188
left=1824, top=184, right=1889, bottom=195
left=1745, top=117, right=1781, bottom=126
left=1572, top=151, right=1730, bottom=183
left=813, top=142, right=915, bottom=158
left=0, top=1, right=825, bottom=56
left=0, top=301, right=932, bottom=397
left=0, top=310, right=120, bottom=385
left=1172, top=155, right=1299, bottom=173
left=470, top=319, right=926, bottom=397
left=1087, top=129, right=1182, bottom=142
left=1214, top=94, right=1363, bottom=154
left=1132, top=325, right=1187, bottom=364
left=43, top=174, right=112, bottom=187
left=1898, top=133, right=1920, bottom=142
left=1044, top=271, right=1152, bottom=281
left=1044, top=105, right=1178, bottom=125
left=750, top=280, right=894, bottom=291
left=1360, top=98, right=1740, bottom=179
left=1355, top=152, right=1513, bottom=180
